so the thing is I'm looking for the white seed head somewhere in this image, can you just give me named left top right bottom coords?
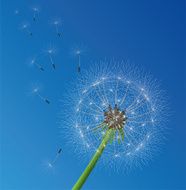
left=62, top=62, right=167, bottom=171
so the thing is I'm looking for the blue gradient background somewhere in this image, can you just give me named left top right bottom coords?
left=0, top=0, right=185, bottom=190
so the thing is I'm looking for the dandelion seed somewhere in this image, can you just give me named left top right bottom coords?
left=102, top=102, right=106, bottom=107
left=79, top=130, right=84, bottom=138
left=75, top=50, right=81, bottom=73
left=109, top=89, right=113, bottom=92
left=129, top=127, right=133, bottom=131
left=95, top=116, right=99, bottom=121
left=32, top=7, right=39, bottom=21
left=139, top=143, right=143, bottom=147
left=151, top=107, right=155, bottom=112
left=82, top=89, right=87, bottom=94
left=32, top=87, right=50, bottom=104
left=147, top=134, right=150, bottom=139
left=140, top=87, right=145, bottom=92
left=47, top=48, right=56, bottom=69
left=52, top=19, right=62, bottom=37
left=114, top=154, right=119, bottom=158
left=144, top=94, right=150, bottom=101
left=135, top=147, right=140, bottom=151
left=101, top=131, right=105, bottom=135
left=126, top=152, right=131, bottom=156
left=48, top=148, right=62, bottom=169
left=21, top=22, right=32, bottom=36
left=30, top=58, right=44, bottom=71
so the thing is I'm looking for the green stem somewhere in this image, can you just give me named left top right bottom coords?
left=72, top=129, right=113, bottom=190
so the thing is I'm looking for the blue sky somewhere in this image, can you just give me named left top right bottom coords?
left=0, top=0, right=186, bottom=190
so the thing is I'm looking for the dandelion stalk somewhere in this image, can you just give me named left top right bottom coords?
left=72, top=104, right=126, bottom=190
left=72, top=128, right=114, bottom=190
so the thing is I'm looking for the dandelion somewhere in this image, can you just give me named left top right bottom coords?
left=32, top=87, right=50, bottom=104
left=30, top=57, right=44, bottom=71
left=21, top=22, right=32, bottom=36
left=52, top=19, right=62, bottom=37
left=72, top=45, right=86, bottom=73
left=46, top=48, right=56, bottom=69
left=47, top=148, right=62, bottom=169
left=32, top=7, right=39, bottom=21
left=75, top=49, right=81, bottom=73
left=62, top=62, right=166, bottom=189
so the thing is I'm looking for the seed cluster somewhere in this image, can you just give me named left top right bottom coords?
left=104, top=104, right=127, bottom=129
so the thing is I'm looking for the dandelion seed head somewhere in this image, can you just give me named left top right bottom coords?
left=61, top=61, right=167, bottom=171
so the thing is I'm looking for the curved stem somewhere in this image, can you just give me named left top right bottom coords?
left=72, top=129, right=113, bottom=190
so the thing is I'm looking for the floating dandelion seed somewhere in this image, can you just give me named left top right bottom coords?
left=21, top=22, right=32, bottom=36
left=46, top=48, right=56, bottom=69
left=32, top=87, right=50, bottom=104
left=72, top=46, right=86, bottom=73
left=62, top=62, right=167, bottom=189
left=75, top=49, right=81, bottom=73
left=47, top=148, right=62, bottom=169
left=32, top=7, right=39, bottom=21
left=52, top=19, right=62, bottom=37
left=30, top=58, right=44, bottom=71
